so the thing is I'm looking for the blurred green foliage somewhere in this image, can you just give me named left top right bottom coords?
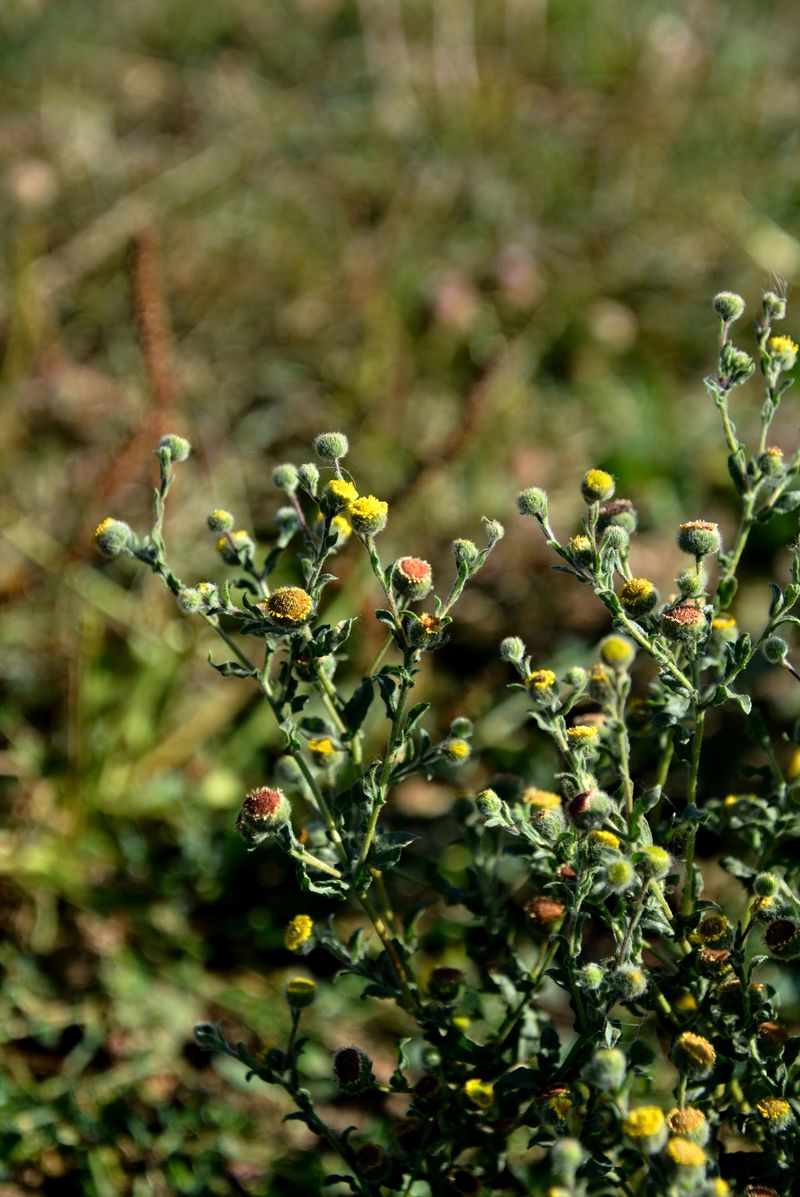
left=1, top=0, right=800, bottom=1190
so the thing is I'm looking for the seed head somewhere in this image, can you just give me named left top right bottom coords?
left=313, top=431, right=349, bottom=461
left=235, top=786, right=291, bottom=846
left=765, top=916, right=800, bottom=958
left=526, top=896, right=566, bottom=924
left=661, top=601, right=707, bottom=643
left=333, top=1045, right=374, bottom=1094
left=428, top=966, right=464, bottom=1002
left=94, top=517, right=134, bottom=558
left=677, top=519, right=721, bottom=559
left=392, top=556, right=433, bottom=600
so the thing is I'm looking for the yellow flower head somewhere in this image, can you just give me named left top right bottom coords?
left=666, top=1137, right=706, bottom=1167
left=675, top=993, right=698, bottom=1014
left=327, top=478, right=358, bottom=506
left=600, top=634, right=635, bottom=668
left=619, top=577, right=658, bottom=615
left=547, top=1093, right=573, bottom=1119
left=286, top=977, right=316, bottom=997
left=756, top=1096, right=791, bottom=1122
left=581, top=468, right=615, bottom=503
left=95, top=517, right=114, bottom=538
left=768, top=334, right=798, bottom=359
left=695, top=913, right=730, bottom=944
left=712, top=614, right=737, bottom=633
left=284, top=914, right=314, bottom=951
left=569, top=534, right=593, bottom=562
left=787, top=745, right=800, bottom=780
left=526, top=669, right=557, bottom=691
left=674, top=1031, right=716, bottom=1075
left=216, top=529, right=254, bottom=563
left=464, top=1078, right=494, bottom=1110
left=308, top=737, right=336, bottom=756
left=710, top=1182, right=730, bottom=1197
left=523, top=788, right=562, bottom=809
left=445, top=738, right=471, bottom=760
left=567, top=725, right=598, bottom=743
left=667, top=1106, right=707, bottom=1143
left=623, top=1106, right=665, bottom=1139
left=452, top=1015, right=470, bottom=1032
left=347, top=494, right=389, bottom=535
left=588, top=830, right=621, bottom=851
left=315, top=511, right=352, bottom=541
left=264, top=586, right=313, bottom=626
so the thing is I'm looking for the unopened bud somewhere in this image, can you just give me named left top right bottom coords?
left=158, top=433, right=191, bottom=462
left=297, top=463, right=319, bottom=495
left=272, top=463, right=299, bottom=491
left=517, top=487, right=548, bottom=519
left=713, top=291, right=745, bottom=322
left=313, top=431, right=349, bottom=461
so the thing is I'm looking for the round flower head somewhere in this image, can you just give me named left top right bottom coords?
left=272, top=463, right=299, bottom=491
left=754, top=872, right=779, bottom=897
left=284, top=914, right=313, bottom=951
left=757, top=1020, right=789, bottom=1053
left=755, top=1097, right=793, bottom=1130
left=584, top=1047, right=626, bottom=1091
left=428, top=966, right=464, bottom=1002
left=235, top=786, right=291, bottom=846
left=443, top=738, right=471, bottom=764
left=333, top=1045, right=374, bottom=1094
left=325, top=477, right=358, bottom=510
left=526, top=668, right=558, bottom=696
left=526, top=896, right=566, bottom=924
left=600, top=634, right=635, bottom=670
left=482, top=517, right=504, bottom=543
left=329, top=513, right=352, bottom=542
left=744, top=1188, right=780, bottom=1197
left=600, top=524, right=629, bottom=556
left=94, top=517, right=134, bottom=558
left=608, top=963, right=648, bottom=1000
left=581, top=468, right=615, bottom=503
left=711, top=613, right=737, bottom=641
left=354, top=1143, right=388, bottom=1182
left=763, top=289, right=787, bottom=320
left=285, top=976, right=316, bottom=1009
left=673, top=1032, right=716, bottom=1078
left=587, top=664, right=611, bottom=700
left=523, top=788, right=562, bottom=810
left=568, top=789, right=613, bottom=830
left=620, top=577, right=658, bottom=616
left=564, top=666, right=588, bottom=689
left=634, top=845, right=671, bottom=880
left=263, top=586, right=313, bottom=627
left=207, top=508, right=234, bottom=532
left=463, top=1078, right=494, bottom=1110
left=567, top=724, right=599, bottom=745
left=604, top=859, right=637, bottom=894
left=598, top=497, right=638, bottom=534
left=158, top=433, right=191, bottom=462
left=409, top=611, right=446, bottom=649
left=713, top=291, right=745, bottom=322
left=622, top=1106, right=667, bottom=1154
left=475, top=788, right=503, bottom=819
left=768, top=334, right=798, bottom=370
left=666, top=1137, right=706, bottom=1172
left=697, top=946, right=732, bottom=976
left=695, top=912, right=731, bottom=946
left=517, top=487, right=548, bottom=519
left=762, top=635, right=789, bottom=664
left=176, top=587, right=203, bottom=614
left=577, top=962, right=605, bottom=992
left=313, top=431, right=349, bottom=461
left=759, top=445, right=784, bottom=477
left=588, top=828, right=621, bottom=853
left=347, top=494, right=388, bottom=536
left=216, top=529, right=254, bottom=564
left=764, top=916, right=800, bottom=958
left=392, top=556, right=433, bottom=600
left=569, top=534, right=593, bottom=566
left=677, top=519, right=721, bottom=559
left=675, top=566, right=706, bottom=598
left=661, top=601, right=706, bottom=643
left=308, top=737, right=337, bottom=758
left=667, top=1107, right=709, bottom=1145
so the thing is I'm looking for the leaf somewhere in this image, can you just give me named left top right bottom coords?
left=341, top=678, right=374, bottom=736
left=717, top=576, right=738, bottom=607
left=404, top=702, right=431, bottom=736
left=369, top=831, right=419, bottom=871
left=207, top=655, right=254, bottom=678
left=713, top=684, right=752, bottom=715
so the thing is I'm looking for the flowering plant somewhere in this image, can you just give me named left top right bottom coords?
left=96, top=289, right=800, bottom=1196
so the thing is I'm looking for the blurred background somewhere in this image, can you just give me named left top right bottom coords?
left=2, top=0, right=800, bottom=1192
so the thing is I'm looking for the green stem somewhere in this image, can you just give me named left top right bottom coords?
left=289, top=848, right=342, bottom=879
left=681, top=681, right=705, bottom=918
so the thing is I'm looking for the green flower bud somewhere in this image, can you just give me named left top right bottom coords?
left=634, top=845, right=671, bottom=880
left=601, top=524, right=629, bottom=554
left=763, top=290, right=787, bottom=320
left=158, top=433, right=191, bottom=462
left=713, top=291, right=745, bottom=322
left=568, top=789, right=614, bottom=830
left=453, top=538, right=479, bottom=568
left=313, top=431, right=349, bottom=461
left=677, top=520, right=721, bottom=559
left=450, top=717, right=473, bottom=737
left=675, top=567, right=706, bottom=598
left=176, top=587, right=203, bottom=614
left=234, top=786, right=291, bottom=846
left=297, top=462, right=319, bottom=495
left=392, top=556, right=433, bottom=600
left=607, top=963, right=648, bottom=1000
left=482, top=518, right=505, bottom=542
left=578, top=962, right=605, bottom=992
left=333, top=1045, right=374, bottom=1094
left=196, top=582, right=220, bottom=609
left=550, top=1138, right=584, bottom=1184
left=475, top=789, right=503, bottom=819
left=564, top=666, right=588, bottom=689
left=581, top=468, right=615, bottom=504
left=93, top=517, right=134, bottom=558
left=759, top=445, right=784, bottom=477
left=428, top=966, right=464, bottom=1002
left=584, top=1047, right=626, bottom=1091
left=500, top=636, right=526, bottom=664
left=604, top=858, right=637, bottom=894
left=720, top=342, right=756, bottom=384
left=754, top=872, right=779, bottom=897
left=285, top=976, right=316, bottom=1009
left=763, top=636, right=789, bottom=664
left=207, top=509, right=234, bottom=532
left=517, top=487, right=548, bottom=519
left=272, top=463, right=299, bottom=491
left=597, top=498, right=638, bottom=534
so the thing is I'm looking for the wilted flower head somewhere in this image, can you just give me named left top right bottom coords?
left=235, top=786, right=291, bottom=846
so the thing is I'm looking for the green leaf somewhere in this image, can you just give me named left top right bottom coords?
left=342, top=678, right=375, bottom=736
left=369, top=831, right=419, bottom=870
left=206, top=655, right=254, bottom=678
left=404, top=702, right=431, bottom=736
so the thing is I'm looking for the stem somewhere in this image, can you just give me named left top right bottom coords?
left=681, top=672, right=705, bottom=917
left=611, top=608, right=694, bottom=692
left=718, top=493, right=755, bottom=604
left=357, top=890, right=417, bottom=1014
left=289, top=848, right=343, bottom=879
